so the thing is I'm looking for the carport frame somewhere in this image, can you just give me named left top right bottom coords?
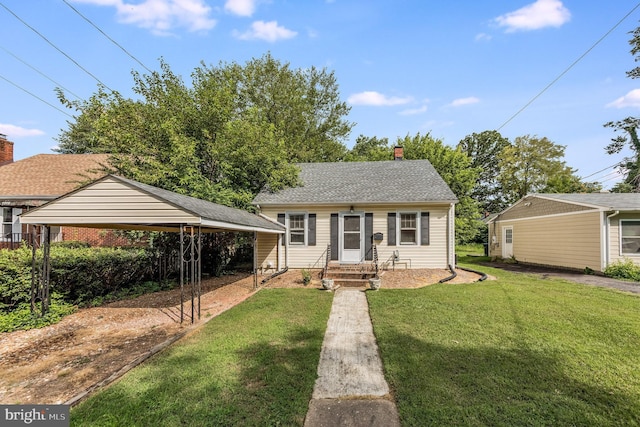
left=21, top=175, right=286, bottom=323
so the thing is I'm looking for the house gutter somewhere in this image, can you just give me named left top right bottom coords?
left=604, top=210, right=619, bottom=269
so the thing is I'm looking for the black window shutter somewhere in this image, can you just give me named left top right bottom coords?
left=330, top=213, right=338, bottom=260
left=365, top=213, right=373, bottom=260
left=421, top=212, right=430, bottom=245
left=277, top=213, right=285, bottom=245
left=308, top=214, right=316, bottom=246
left=387, top=213, right=396, bottom=246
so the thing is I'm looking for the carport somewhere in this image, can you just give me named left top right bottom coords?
left=20, top=174, right=285, bottom=323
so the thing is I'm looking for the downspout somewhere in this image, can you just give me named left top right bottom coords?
left=604, top=210, right=619, bottom=270
left=449, top=203, right=456, bottom=268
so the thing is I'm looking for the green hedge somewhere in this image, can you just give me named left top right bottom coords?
left=0, top=246, right=160, bottom=311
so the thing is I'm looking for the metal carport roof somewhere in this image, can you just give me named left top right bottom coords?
left=20, top=174, right=284, bottom=323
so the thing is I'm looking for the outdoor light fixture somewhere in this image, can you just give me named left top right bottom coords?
left=350, top=206, right=354, bottom=213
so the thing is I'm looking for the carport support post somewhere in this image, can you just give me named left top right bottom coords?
left=180, top=225, right=184, bottom=323
left=41, top=225, right=51, bottom=316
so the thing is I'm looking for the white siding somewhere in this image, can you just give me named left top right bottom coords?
left=258, top=204, right=451, bottom=269
left=608, top=214, right=640, bottom=266
left=21, top=178, right=198, bottom=225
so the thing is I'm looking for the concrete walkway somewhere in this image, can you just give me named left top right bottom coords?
left=304, top=288, right=400, bottom=427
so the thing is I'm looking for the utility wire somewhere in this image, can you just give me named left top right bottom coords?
left=0, top=2, right=113, bottom=91
left=580, top=161, right=624, bottom=180
left=0, top=73, right=73, bottom=118
left=0, top=44, right=81, bottom=99
left=62, top=0, right=153, bottom=74
left=497, top=2, right=640, bottom=131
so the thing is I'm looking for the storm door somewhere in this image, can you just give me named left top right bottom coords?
left=340, top=213, right=364, bottom=263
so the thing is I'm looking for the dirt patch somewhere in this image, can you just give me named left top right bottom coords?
left=0, top=268, right=485, bottom=405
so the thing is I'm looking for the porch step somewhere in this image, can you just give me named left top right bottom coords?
left=324, top=263, right=378, bottom=287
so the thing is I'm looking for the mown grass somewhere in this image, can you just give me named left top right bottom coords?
left=368, top=258, right=640, bottom=426
left=70, top=289, right=333, bottom=427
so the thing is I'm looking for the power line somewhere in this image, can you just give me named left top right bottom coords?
left=0, top=73, right=73, bottom=118
left=0, top=43, right=81, bottom=99
left=62, top=0, right=153, bottom=74
left=497, top=2, right=640, bottom=131
left=580, top=161, right=624, bottom=180
left=0, top=1, right=113, bottom=91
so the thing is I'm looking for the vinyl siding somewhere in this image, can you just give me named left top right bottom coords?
left=21, top=178, right=198, bottom=225
left=257, top=204, right=451, bottom=269
left=490, top=211, right=602, bottom=271
left=609, top=213, right=640, bottom=266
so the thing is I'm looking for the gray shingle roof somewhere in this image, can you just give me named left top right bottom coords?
left=113, top=175, right=284, bottom=232
left=535, top=193, right=640, bottom=210
left=253, top=160, right=457, bottom=205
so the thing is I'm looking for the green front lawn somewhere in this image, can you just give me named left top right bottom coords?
left=71, top=259, right=640, bottom=426
left=368, top=261, right=640, bottom=426
left=71, top=289, right=333, bottom=426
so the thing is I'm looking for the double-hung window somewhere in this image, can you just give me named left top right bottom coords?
left=399, top=213, right=418, bottom=245
left=289, top=213, right=306, bottom=245
left=1, top=208, right=12, bottom=241
left=621, top=220, right=640, bottom=255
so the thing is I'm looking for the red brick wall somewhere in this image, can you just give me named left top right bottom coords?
left=0, top=138, right=14, bottom=165
left=61, top=227, right=139, bottom=247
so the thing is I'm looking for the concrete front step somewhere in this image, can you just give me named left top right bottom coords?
left=333, top=278, right=371, bottom=287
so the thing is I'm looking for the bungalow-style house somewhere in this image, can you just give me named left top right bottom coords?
left=0, top=139, right=124, bottom=248
left=487, top=193, right=640, bottom=273
left=252, top=151, right=458, bottom=272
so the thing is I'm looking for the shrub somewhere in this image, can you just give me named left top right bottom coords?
left=604, top=258, right=640, bottom=282
left=301, top=269, right=312, bottom=286
left=0, top=247, right=33, bottom=311
left=0, top=294, right=76, bottom=333
left=0, top=246, right=161, bottom=311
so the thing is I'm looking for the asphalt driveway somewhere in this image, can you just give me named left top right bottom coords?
left=482, top=262, right=640, bottom=295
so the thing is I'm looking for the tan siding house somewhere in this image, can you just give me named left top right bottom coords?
left=488, top=193, right=640, bottom=272
left=253, top=157, right=458, bottom=271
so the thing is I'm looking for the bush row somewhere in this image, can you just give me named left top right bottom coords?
left=0, top=245, right=162, bottom=311
left=604, top=257, right=640, bottom=282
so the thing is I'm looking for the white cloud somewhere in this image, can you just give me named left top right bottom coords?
left=233, top=21, right=297, bottom=42
left=348, top=91, right=413, bottom=106
left=606, top=89, right=640, bottom=109
left=475, top=33, right=492, bottom=42
left=449, top=97, right=480, bottom=107
left=399, top=105, right=428, bottom=116
left=71, top=0, right=216, bottom=35
left=224, top=0, right=256, bottom=17
left=495, top=0, right=570, bottom=33
left=0, top=124, right=45, bottom=138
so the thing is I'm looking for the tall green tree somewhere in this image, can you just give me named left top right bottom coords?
left=343, top=135, right=392, bottom=161
left=603, top=25, right=640, bottom=192
left=398, top=133, right=482, bottom=244
left=57, top=54, right=354, bottom=207
left=498, top=135, right=579, bottom=203
left=457, top=130, right=511, bottom=214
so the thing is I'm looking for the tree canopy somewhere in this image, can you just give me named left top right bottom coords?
left=457, top=130, right=511, bottom=213
left=603, top=25, right=640, bottom=192
left=57, top=54, right=354, bottom=208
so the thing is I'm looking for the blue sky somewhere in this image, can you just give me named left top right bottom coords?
left=1, top=0, right=640, bottom=188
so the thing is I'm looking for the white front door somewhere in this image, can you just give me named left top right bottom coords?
left=340, top=213, right=364, bottom=263
left=502, top=226, right=513, bottom=258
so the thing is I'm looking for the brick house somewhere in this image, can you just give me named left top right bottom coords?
left=0, top=137, right=129, bottom=248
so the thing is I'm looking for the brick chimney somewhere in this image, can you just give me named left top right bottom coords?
left=394, top=145, right=403, bottom=161
left=0, top=134, right=14, bottom=166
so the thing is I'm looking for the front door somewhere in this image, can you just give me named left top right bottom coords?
left=340, top=213, right=364, bottom=263
left=502, top=226, right=513, bottom=258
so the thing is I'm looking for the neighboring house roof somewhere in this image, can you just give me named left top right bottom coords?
left=534, top=193, right=640, bottom=211
left=253, top=160, right=458, bottom=205
left=0, top=154, right=110, bottom=200
left=21, top=174, right=285, bottom=234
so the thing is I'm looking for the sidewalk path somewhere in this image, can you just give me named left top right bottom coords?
left=304, top=288, right=400, bottom=427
